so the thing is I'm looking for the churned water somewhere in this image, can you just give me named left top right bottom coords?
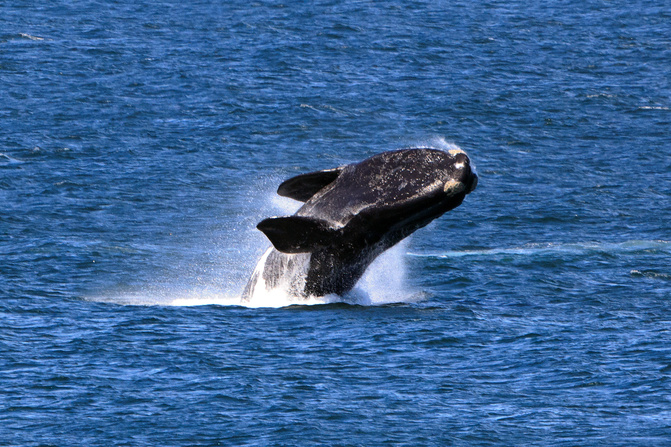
left=2, top=0, right=670, bottom=445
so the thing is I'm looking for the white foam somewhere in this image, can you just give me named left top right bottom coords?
left=352, top=239, right=420, bottom=305
left=89, top=144, right=476, bottom=309
left=19, top=33, right=45, bottom=41
left=237, top=239, right=420, bottom=308
left=90, top=239, right=421, bottom=308
left=409, top=240, right=671, bottom=259
left=0, top=153, right=24, bottom=164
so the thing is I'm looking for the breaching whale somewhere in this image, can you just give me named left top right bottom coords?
left=241, top=146, right=478, bottom=301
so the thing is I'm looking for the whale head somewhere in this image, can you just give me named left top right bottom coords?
left=257, top=147, right=478, bottom=254
left=443, top=148, right=478, bottom=197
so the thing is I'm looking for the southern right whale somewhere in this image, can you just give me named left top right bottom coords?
left=242, top=146, right=478, bottom=301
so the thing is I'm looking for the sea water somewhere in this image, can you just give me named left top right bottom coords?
left=2, top=0, right=670, bottom=445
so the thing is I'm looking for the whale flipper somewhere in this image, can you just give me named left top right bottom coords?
left=257, top=216, right=336, bottom=254
left=277, top=167, right=343, bottom=202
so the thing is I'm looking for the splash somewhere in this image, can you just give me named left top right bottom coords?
left=90, top=141, right=475, bottom=309
left=239, top=239, right=422, bottom=308
left=90, top=240, right=420, bottom=308
left=351, top=239, right=422, bottom=305
left=90, top=289, right=243, bottom=307
left=240, top=247, right=311, bottom=305
left=94, top=239, right=667, bottom=307
left=410, top=136, right=464, bottom=154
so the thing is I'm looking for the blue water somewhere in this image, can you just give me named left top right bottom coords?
left=2, top=0, right=670, bottom=445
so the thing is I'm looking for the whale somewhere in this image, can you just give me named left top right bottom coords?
left=241, top=146, right=478, bottom=301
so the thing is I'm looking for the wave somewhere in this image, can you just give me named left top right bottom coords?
left=0, top=153, right=24, bottom=164
left=409, top=240, right=671, bottom=259
left=89, top=239, right=669, bottom=308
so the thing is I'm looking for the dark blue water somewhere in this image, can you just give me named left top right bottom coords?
left=2, top=0, right=670, bottom=445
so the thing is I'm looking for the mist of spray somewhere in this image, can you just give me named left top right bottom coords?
left=89, top=172, right=421, bottom=308
left=240, top=238, right=421, bottom=308
left=89, top=139, right=477, bottom=309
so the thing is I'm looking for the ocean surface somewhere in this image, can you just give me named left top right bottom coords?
left=2, top=0, right=670, bottom=445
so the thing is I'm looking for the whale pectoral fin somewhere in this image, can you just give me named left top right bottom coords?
left=277, top=167, right=344, bottom=202
left=257, top=216, right=335, bottom=254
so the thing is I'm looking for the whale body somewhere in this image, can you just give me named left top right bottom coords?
left=241, top=146, right=478, bottom=301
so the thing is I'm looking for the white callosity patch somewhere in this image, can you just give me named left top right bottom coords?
left=443, top=179, right=466, bottom=196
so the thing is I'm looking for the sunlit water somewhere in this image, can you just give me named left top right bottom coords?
left=2, top=0, right=670, bottom=445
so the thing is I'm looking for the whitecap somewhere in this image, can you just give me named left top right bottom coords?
left=409, top=240, right=671, bottom=259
